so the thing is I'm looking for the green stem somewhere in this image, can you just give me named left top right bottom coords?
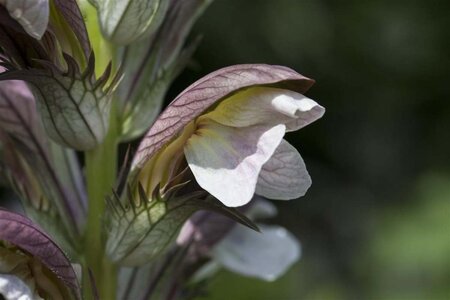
left=84, top=105, right=119, bottom=300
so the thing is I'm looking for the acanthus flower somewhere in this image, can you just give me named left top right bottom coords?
left=105, top=64, right=324, bottom=266
left=132, top=64, right=324, bottom=207
left=178, top=198, right=300, bottom=282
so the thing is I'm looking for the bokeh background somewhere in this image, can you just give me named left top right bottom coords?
left=169, top=0, right=450, bottom=299
left=1, top=0, right=449, bottom=299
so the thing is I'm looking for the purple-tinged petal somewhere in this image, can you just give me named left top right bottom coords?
left=132, top=64, right=314, bottom=169
left=256, top=140, right=311, bottom=200
left=0, top=209, right=81, bottom=299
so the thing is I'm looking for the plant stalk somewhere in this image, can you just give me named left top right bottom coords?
left=84, top=104, right=119, bottom=300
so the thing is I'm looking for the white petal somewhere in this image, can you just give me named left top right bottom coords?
left=202, top=87, right=325, bottom=131
left=213, top=224, right=301, bottom=281
left=185, top=121, right=285, bottom=207
left=256, top=140, right=311, bottom=200
left=1, top=0, right=49, bottom=39
left=0, top=274, right=38, bottom=300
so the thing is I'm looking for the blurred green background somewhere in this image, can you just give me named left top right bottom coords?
left=170, top=0, right=450, bottom=299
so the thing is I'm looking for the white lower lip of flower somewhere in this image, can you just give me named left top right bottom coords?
left=183, top=87, right=323, bottom=207
left=185, top=121, right=286, bottom=207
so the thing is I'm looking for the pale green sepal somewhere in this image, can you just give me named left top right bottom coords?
left=106, top=194, right=200, bottom=266
left=98, top=0, right=170, bottom=45
left=0, top=0, right=49, bottom=39
left=213, top=224, right=301, bottom=281
left=106, top=187, right=258, bottom=266
left=30, top=60, right=113, bottom=150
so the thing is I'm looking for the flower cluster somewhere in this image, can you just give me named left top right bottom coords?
left=0, top=1, right=324, bottom=299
